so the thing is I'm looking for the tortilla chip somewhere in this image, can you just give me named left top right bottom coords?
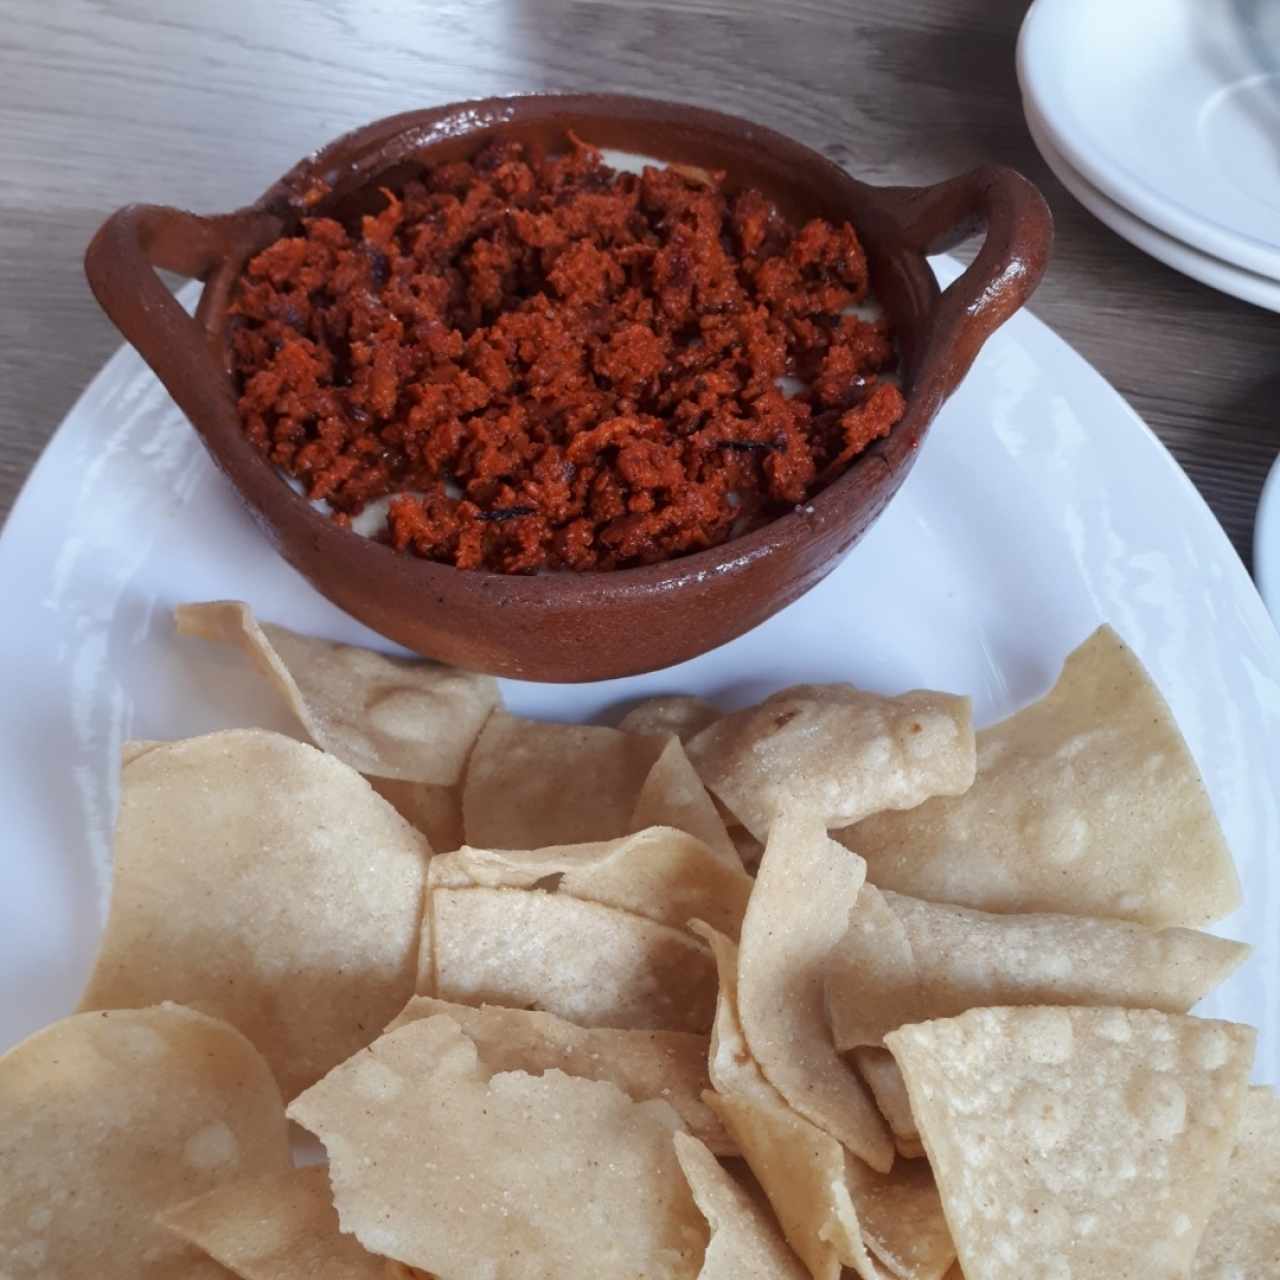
left=707, top=1094, right=876, bottom=1280
left=731, top=826, right=766, bottom=872
left=79, top=731, right=430, bottom=1098
left=693, top=921, right=878, bottom=1280
left=632, top=736, right=742, bottom=868
left=1193, top=1086, right=1280, bottom=1278
left=737, top=813, right=893, bottom=1171
left=288, top=1015, right=708, bottom=1278
left=122, top=739, right=163, bottom=765
left=429, top=826, right=752, bottom=939
left=823, top=881, right=915, bottom=1036
left=0, top=1004, right=289, bottom=1279
left=688, top=922, right=751, bottom=1100
left=619, top=695, right=721, bottom=741
left=687, top=684, right=974, bottom=841
left=175, top=600, right=498, bottom=784
left=427, top=886, right=717, bottom=1033
left=827, top=887, right=1250, bottom=1051
left=887, top=1007, right=1255, bottom=1279
left=853, top=1048, right=924, bottom=1159
left=388, top=995, right=731, bottom=1152
left=696, top=922, right=953, bottom=1280
left=674, top=1130, right=809, bottom=1279
left=159, top=1166, right=386, bottom=1279
left=844, top=1155, right=955, bottom=1280
left=463, top=710, right=665, bottom=847
left=842, top=627, right=1240, bottom=927
left=369, top=778, right=463, bottom=853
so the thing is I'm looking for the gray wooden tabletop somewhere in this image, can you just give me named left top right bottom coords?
left=3, top=0, right=1277, bottom=566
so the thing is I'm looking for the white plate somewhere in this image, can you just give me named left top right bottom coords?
left=1257, top=454, right=1280, bottom=621
left=1019, top=0, right=1280, bottom=282
left=2, top=266, right=1277, bottom=1086
left=1023, top=98, right=1280, bottom=313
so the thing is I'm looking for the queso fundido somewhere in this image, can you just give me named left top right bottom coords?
left=230, top=136, right=905, bottom=573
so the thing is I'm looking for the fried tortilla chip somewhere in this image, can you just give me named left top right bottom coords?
left=737, top=813, right=893, bottom=1171
left=0, top=1004, right=289, bottom=1279
left=288, top=1015, right=708, bottom=1279
left=175, top=601, right=498, bottom=784
left=887, top=1007, right=1255, bottom=1279
left=122, top=739, right=163, bottom=765
left=79, top=731, right=430, bottom=1097
left=731, top=826, right=766, bottom=872
left=687, top=684, right=975, bottom=841
left=844, top=1155, right=956, bottom=1280
left=388, top=996, right=731, bottom=1152
left=1192, top=1086, right=1280, bottom=1278
left=368, top=778, right=463, bottom=853
left=619, top=695, right=721, bottom=741
left=841, top=627, right=1240, bottom=927
left=827, top=887, right=1249, bottom=1051
left=429, top=827, right=752, bottom=939
left=706, top=1092, right=875, bottom=1280
left=694, top=921, right=878, bottom=1280
left=427, top=886, right=718, bottom=1033
left=463, top=710, right=665, bottom=847
left=695, top=922, right=954, bottom=1280
left=160, top=1167, right=386, bottom=1279
left=674, top=1131, right=809, bottom=1279
left=632, top=736, right=742, bottom=868
left=853, top=1048, right=924, bottom=1159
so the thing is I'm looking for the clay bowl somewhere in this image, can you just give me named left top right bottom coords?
left=85, top=94, right=1051, bottom=682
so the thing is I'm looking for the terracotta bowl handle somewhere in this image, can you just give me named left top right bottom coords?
left=84, top=204, right=280, bottom=424
left=874, top=166, right=1053, bottom=400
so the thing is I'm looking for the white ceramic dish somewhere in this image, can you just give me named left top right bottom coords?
left=1019, top=0, right=1280, bottom=282
left=1023, top=98, right=1280, bottom=313
left=2, top=265, right=1277, bottom=1085
left=1256, top=454, right=1280, bottom=622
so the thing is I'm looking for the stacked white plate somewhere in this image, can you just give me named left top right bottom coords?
left=1018, top=0, right=1280, bottom=619
left=1019, top=0, right=1280, bottom=309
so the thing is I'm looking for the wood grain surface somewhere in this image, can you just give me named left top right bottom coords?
left=2, top=0, right=1277, bottom=565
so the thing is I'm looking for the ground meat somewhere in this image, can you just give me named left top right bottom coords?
left=231, top=135, right=905, bottom=572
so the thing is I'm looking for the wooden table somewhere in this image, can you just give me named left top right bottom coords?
left=3, top=0, right=1276, bottom=564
